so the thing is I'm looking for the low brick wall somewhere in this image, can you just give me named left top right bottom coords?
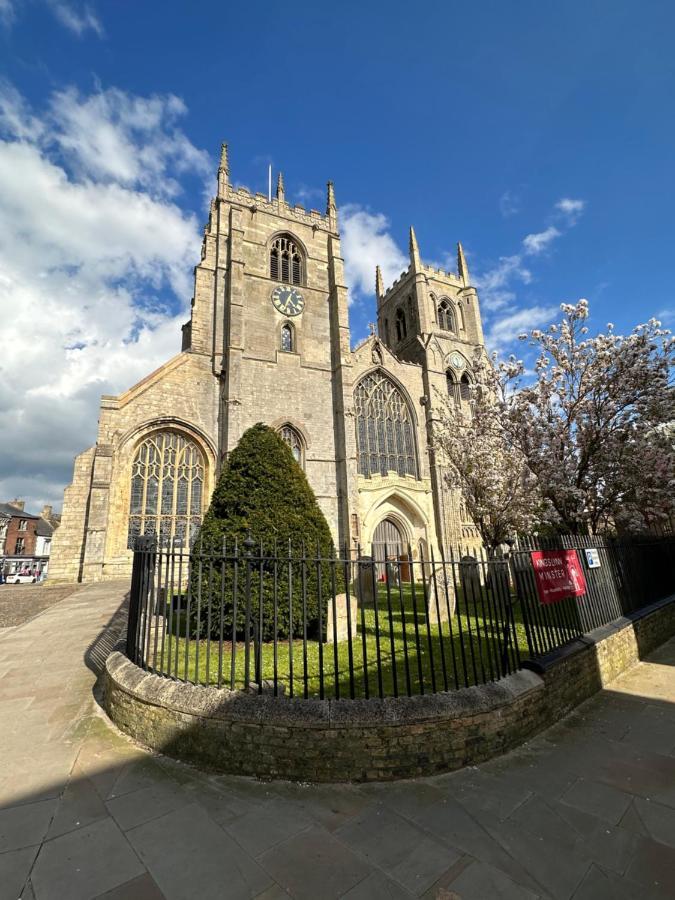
left=104, top=595, right=675, bottom=782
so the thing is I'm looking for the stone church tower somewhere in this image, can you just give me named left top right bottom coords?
left=50, top=147, right=484, bottom=582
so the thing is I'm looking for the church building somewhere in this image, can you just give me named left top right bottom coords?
left=50, top=146, right=484, bottom=582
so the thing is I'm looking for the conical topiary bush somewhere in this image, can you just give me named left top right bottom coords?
left=189, top=423, right=339, bottom=641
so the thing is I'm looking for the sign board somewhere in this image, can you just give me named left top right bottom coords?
left=530, top=549, right=587, bottom=605
left=585, top=548, right=601, bottom=568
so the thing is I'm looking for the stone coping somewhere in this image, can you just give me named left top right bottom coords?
left=104, top=594, right=675, bottom=781
left=105, top=649, right=542, bottom=728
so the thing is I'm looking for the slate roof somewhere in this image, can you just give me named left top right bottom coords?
left=0, top=503, right=40, bottom=519
left=36, top=519, right=54, bottom=537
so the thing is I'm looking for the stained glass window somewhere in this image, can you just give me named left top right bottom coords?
left=279, top=424, right=303, bottom=467
left=281, top=323, right=293, bottom=352
left=127, top=432, right=205, bottom=548
left=353, top=371, right=419, bottom=479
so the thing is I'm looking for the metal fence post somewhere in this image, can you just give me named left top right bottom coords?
left=126, top=535, right=155, bottom=664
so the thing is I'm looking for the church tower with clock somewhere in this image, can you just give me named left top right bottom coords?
left=50, top=145, right=485, bottom=583
left=199, top=147, right=358, bottom=550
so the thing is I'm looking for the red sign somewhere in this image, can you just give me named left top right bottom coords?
left=530, top=549, right=587, bottom=605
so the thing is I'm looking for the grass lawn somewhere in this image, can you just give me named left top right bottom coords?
left=142, top=580, right=534, bottom=699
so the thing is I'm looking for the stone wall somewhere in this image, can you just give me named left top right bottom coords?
left=105, top=594, right=675, bottom=783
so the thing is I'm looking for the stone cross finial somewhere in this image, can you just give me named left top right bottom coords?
left=368, top=322, right=376, bottom=336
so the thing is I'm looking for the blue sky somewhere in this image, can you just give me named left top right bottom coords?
left=1, top=0, right=674, bottom=510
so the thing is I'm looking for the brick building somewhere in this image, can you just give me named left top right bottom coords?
left=1, top=501, right=54, bottom=579
left=51, top=146, right=483, bottom=583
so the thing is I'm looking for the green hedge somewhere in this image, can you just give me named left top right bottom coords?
left=189, top=423, right=341, bottom=640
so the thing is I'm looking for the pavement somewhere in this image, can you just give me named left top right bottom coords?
left=1, top=583, right=675, bottom=900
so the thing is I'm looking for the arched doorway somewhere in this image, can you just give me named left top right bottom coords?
left=372, top=517, right=411, bottom=582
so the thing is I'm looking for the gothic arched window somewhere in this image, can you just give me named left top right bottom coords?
left=395, top=307, right=407, bottom=342
left=279, top=424, right=304, bottom=467
left=280, top=323, right=294, bottom=352
left=460, top=372, right=471, bottom=402
left=438, top=299, right=455, bottom=332
left=354, top=371, right=419, bottom=479
left=446, top=370, right=460, bottom=405
left=270, top=234, right=303, bottom=285
left=128, top=431, right=205, bottom=548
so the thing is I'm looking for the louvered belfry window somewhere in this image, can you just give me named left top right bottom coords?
left=437, top=299, right=455, bottom=332
left=354, top=371, right=419, bottom=479
left=127, top=432, right=204, bottom=548
left=270, top=235, right=302, bottom=285
left=395, top=307, right=407, bottom=342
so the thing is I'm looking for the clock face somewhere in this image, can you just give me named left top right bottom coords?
left=271, top=286, right=305, bottom=317
left=449, top=351, right=466, bottom=370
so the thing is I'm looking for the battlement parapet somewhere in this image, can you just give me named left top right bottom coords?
left=221, top=184, right=333, bottom=230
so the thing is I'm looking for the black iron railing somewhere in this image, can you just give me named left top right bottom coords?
left=125, top=535, right=675, bottom=700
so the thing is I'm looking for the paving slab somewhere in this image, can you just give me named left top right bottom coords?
left=258, top=826, right=372, bottom=900
left=0, top=845, right=40, bottom=900
left=126, top=803, right=272, bottom=900
left=446, top=858, right=541, bottom=900
left=224, top=797, right=314, bottom=856
left=30, top=818, right=146, bottom=900
left=0, top=799, right=58, bottom=853
left=2, top=578, right=675, bottom=899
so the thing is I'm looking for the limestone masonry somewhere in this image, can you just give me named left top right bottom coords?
left=51, top=145, right=485, bottom=582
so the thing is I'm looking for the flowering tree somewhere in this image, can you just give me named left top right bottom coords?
left=436, top=301, right=675, bottom=537
left=506, top=301, right=675, bottom=533
left=434, top=357, right=543, bottom=548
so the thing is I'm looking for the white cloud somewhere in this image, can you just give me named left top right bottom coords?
left=476, top=197, right=586, bottom=352
left=0, top=83, right=208, bottom=511
left=47, top=1, right=103, bottom=36
left=486, top=305, right=558, bottom=351
left=522, top=226, right=561, bottom=256
left=499, top=190, right=520, bottom=218
left=47, top=87, right=211, bottom=197
left=340, top=205, right=407, bottom=303
left=0, top=0, right=15, bottom=26
left=555, top=197, right=585, bottom=223
left=474, top=254, right=532, bottom=311
left=295, top=184, right=324, bottom=206
left=0, top=81, right=43, bottom=140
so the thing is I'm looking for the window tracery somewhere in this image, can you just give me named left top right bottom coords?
left=354, top=371, right=419, bottom=479
left=279, top=424, right=304, bottom=467
left=437, top=299, right=455, bottom=332
left=270, top=234, right=303, bottom=285
left=127, top=431, right=204, bottom=548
